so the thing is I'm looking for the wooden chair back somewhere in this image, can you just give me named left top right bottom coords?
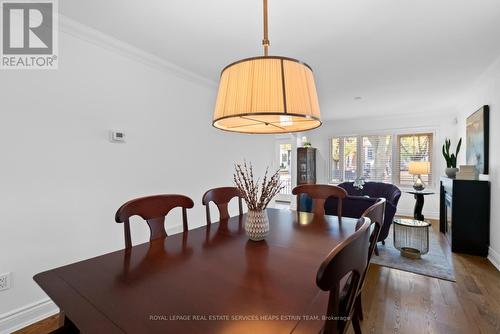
left=115, top=194, right=194, bottom=248
left=361, top=198, right=386, bottom=265
left=292, top=184, right=347, bottom=217
left=202, top=187, right=243, bottom=224
left=349, top=198, right=386, bottom=326
left=316, top=217, right=371, bottom=334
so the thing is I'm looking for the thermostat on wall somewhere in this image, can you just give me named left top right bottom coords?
left=109, top=130, right=126, bottom=143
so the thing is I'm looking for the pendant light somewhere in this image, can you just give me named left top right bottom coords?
left=212, top=0, right=321, bottom=134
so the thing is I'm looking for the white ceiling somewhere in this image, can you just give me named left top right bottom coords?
left=60, top=0, right=500, bottom=120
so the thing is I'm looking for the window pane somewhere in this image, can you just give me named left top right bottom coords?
left=343, top=137, right=357, bottom=181
left=279, top=144, right=291, bottom=170
left=331, top=138, right=341, bottom=182
left=279, top=144, right=292, bottom=194
left=399, top=134, right=433, bottom=186
left=361, top=135, right=392, bottom=182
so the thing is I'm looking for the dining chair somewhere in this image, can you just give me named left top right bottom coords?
left=115, top=194, right=194, bottom=248
left=202, top=187, right=243, bottom=224
left=354, top=198, right=386, bottom=322
left=316, top=216, right=371, bottom=334
left=292, top=184, right=347, bottom=217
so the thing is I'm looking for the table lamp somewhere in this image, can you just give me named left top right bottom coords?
left=408, top=161, right=430, bottom=191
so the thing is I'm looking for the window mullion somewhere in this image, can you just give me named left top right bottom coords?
left=339, top=138, right=345, bottom=182
left=393, top=134, right=399, bottom=185
left=357, top=136, right=362, bottom=180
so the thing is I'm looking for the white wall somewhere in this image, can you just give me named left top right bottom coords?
left=455, top=56, right=500, bottom=270
left=0, top=25, right=275, bottom=328
left=305, top=112, right=457, bottom=219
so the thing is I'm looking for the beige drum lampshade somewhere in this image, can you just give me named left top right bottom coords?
left=213, top=56, right=321, bottom=134
left=408, top=161, right=431, bottom=175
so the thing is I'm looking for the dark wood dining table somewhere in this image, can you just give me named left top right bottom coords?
left=34, top=208, right=360, bottom=334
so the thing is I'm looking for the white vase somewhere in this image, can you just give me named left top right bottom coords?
left=445, top=167, right=459, bottom=179
left=245, top=209, right=269, bottom=241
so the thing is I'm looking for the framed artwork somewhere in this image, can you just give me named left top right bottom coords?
left=466, top=105, right=489, bottom=174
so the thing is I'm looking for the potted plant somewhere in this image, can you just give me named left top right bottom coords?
left=442, top=138, right=462, bottom=178
left=234, top=161, right=283, bottom=241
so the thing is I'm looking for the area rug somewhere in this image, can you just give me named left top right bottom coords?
left=370, top=224, right=456, bottom=282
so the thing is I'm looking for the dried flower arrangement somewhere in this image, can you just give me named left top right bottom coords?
left=233, top=161, right=284, bottom=211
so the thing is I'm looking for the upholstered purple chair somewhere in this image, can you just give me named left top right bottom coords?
left=323, top=182, right=401, bottom=244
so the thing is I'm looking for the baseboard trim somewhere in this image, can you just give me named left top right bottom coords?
left=488, top=247, right=500, bottom=272
left=0, top=298, right=59, bottom=334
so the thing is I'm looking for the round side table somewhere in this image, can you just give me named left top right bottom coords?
left=393, top=218, right=431, bottom=258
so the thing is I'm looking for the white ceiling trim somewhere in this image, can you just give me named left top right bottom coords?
left=59, top=15, right=217, bottom=88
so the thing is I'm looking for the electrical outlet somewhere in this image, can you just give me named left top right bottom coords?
left=0, top=273, right=11, bottom=291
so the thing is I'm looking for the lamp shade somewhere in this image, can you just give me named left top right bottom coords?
left=213, top=56, right=321, bottom=134
left=408, top=161, right=430, bottom=175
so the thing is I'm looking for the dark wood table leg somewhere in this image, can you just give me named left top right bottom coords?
left=52, top=313, right=80, bottom=333
left=413, top=194, right=425, bottom=221
left=58, top=311, right=65, bottom=328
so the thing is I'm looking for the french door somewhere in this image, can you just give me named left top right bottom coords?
left=275, top=140, right=293, bottom=202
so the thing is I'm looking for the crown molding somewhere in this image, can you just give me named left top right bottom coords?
left=58, top=15, right=217, bottom=88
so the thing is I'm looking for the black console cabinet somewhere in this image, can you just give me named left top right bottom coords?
left=439, top=177, right=490, bottom=256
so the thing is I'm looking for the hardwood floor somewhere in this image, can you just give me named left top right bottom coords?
left=355, top=254, right=500, bottom=334
left=12, top=314, right=59, bottom=334
left=14, top=222, right=500, bottom=334
left=351, top=220, right=500, bottom=334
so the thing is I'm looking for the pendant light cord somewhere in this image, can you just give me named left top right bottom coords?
left=262, top=0, right=270, bottom=56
